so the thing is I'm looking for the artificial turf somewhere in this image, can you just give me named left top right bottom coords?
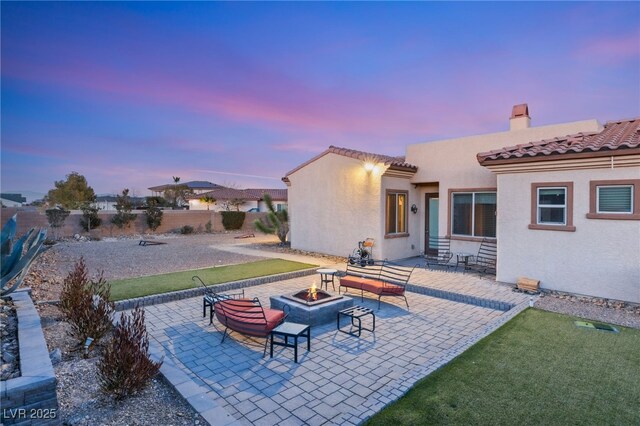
left=367, top=308, right=640, bottom=426
left=109, top=258, right=317, bottom=301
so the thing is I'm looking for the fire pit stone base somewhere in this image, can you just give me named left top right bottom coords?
left=270, top=294, right=354, bottom=326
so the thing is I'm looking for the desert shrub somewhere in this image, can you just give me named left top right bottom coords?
left=45, top=207, right=70, bottom=239
left=97, top=306, right=162, bottom=399
left=80, top=205, right=102, bottom=232
left=180, top=225, right=194, bottom=234
left=145, top=202, right=163, bottom=231
left=111, top=189, right=137, bottom=229
left=205, top=220, right=213, bottom=233
left=59, top=258, right=114, bottom=346
left=221, top=211, right=245, bottom=230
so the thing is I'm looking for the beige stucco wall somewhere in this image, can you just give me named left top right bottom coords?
left=496, top=166, right=640, bottom=303
left=406, top=119, right=602, bottom=255
left=288, top=153, right=384, bottom=257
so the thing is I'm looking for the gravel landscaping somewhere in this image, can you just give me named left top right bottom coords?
left=19, top=232, right=277, bottom=426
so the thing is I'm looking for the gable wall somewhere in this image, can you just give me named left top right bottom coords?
left=288, top=153, right=383, bottom=257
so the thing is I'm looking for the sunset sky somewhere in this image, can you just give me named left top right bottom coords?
left=2, top=2, right=639, bottom=200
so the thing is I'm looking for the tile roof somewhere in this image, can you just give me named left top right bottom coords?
left=186, top=187, right=260, bottom=201
left=0, top=193, right=26, bottom=203
left=148, top=181, right=222, bottom=191
left=284, top=145, right=417, bottom=179
left=245, top=189, right=288, bottom=201
left=477, top=118, right=640, bottom=164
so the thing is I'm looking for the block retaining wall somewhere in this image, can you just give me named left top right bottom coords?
left=0, top=208, right=266, bottom=239
left=0, top=290, right=60, bottom=426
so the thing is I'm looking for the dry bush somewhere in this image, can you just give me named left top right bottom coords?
left=59, top=257, right=114, bottom=346
left=97, top=306, right=163, bottom=399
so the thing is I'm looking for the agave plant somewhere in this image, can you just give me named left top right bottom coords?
left=1, top=214, right=48, bottom=297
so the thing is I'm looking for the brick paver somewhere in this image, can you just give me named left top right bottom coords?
left=143, top=269, right=530, bottom=425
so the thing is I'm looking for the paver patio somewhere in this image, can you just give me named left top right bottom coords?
left=142, top=268, right=530, bottom=425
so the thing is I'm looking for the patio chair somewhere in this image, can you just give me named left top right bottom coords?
left=213, top=295, right=289, bottom=356
left=422, top=236, right=453, bottom=270
left=465, top=238, right=497, bottom=276
left=192, top=276, right=245, bottom=324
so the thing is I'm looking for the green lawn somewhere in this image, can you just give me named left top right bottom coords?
left=368, top=309, right=640, bottom=426
left=109, top=259, right=317, bottom=301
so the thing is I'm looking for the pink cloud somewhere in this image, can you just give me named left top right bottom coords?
left=574, top=32, right=639, bottom=64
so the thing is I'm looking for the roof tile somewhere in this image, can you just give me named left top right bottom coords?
left=284, top=145, right=417, bottom=178
left=477, top=117, right=640, bottom=164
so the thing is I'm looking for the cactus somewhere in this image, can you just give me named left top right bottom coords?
left=1, top=214, right=48, bottom=297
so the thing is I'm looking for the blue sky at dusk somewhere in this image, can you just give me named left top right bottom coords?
left=2, top=2, right=639, bottom=199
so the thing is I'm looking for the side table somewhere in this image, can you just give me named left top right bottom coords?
left=317, top=268, right=338, bottom=291
left=455, top=252, right=474, bottom=271
left=270, top=322, right=311, bottom=363
left=337, top=306, right=375, bottom=337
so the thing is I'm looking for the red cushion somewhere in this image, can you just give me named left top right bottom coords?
left=378, top=283, right=405, bottom=295
left=214, top=299, right=284, bottom=337
left=361, top=280, right=384, bottom=294
left=340, top=276, right=367, bottom=289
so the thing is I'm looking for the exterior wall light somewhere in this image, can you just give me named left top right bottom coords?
left=364, top=162, right=375, bottom=173
left=411, top=204, right=418, bottom=214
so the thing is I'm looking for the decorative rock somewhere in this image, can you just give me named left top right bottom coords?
left=3, top=351, right=15, bottom=363
left=50, top=347, right=62, bottom=365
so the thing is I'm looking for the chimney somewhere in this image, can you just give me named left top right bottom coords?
left=510, top=103, right=530, bottom=130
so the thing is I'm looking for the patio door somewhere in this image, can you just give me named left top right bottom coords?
left=424, top=193, right=439, bottom=255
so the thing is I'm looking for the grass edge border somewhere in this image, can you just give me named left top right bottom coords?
left=113, top=267, right=318, bottom=311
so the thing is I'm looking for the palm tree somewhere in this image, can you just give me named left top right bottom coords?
left=199, top=196, right=216, bottom=211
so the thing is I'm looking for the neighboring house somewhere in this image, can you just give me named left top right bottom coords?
left=283, top=105, right=639, bottom=302
left=148, top=181, right=222, bottom=197
left=94, top=195, right=146, bottom=211
left=188, top=187, right=288, bottom=212
left=245, top=189, right=288, bottom=212
left=0, top=193, right=26, bottom=207
left=187, top=187, right=260, bottom=211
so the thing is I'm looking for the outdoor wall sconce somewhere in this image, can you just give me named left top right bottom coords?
left=364, top=162, right=375, bottom=173
left=411, top=204, right=418, bottom=214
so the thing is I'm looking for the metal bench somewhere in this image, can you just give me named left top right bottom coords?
left=339, top=260, right=415, bottom=309
left=465, top=238, right=497, bottom=276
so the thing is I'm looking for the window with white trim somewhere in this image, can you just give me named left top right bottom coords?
left=597, top=185, right=633, bottom=214
left=537, top=187, right=567, bottom=225
left=451, top=192, right=496, bottom=238
left=386, top=191, right=407, bottom=235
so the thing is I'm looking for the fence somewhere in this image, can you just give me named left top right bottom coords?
left=0, top=208, right=267, bottom=238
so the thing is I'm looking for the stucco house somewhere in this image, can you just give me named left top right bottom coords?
left=148, top=181, right=222, bottom=197
left=187, top=187, right=288, bottom=212
left=245, top=189, right=288, bottom=212
left=283, top=105, right=639, bottom=303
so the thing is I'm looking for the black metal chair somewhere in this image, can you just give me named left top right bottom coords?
left=423, top=236, right=453, bottom=270
left=465, top=238, right=497, bottom=276
left=192, top=276, right=245, bottom=324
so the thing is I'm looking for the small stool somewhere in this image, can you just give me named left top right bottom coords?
left=337, top=306, right=375, bottom=337
left=270, top=322, right=311, bottom=363
left=317, top=268, right=338, bottom=291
